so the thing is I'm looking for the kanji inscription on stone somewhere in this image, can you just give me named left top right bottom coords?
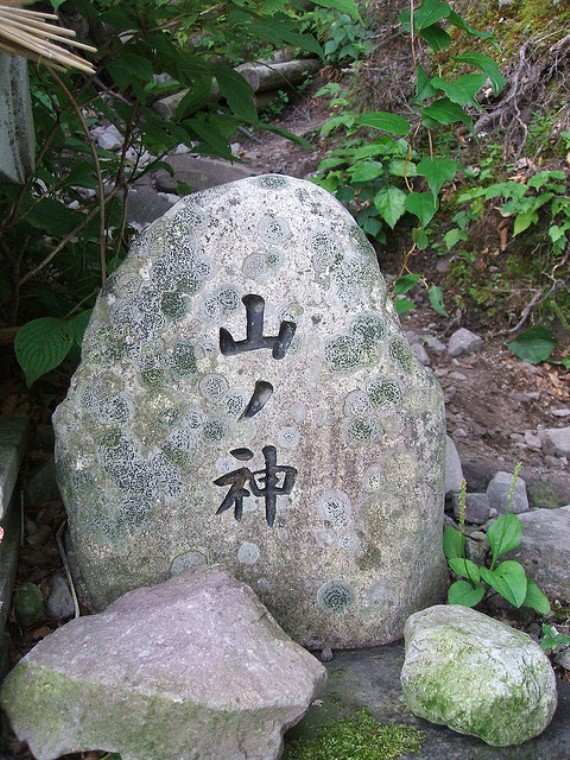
left=214, top=446, right=297, bottom=527
left=219, top=294, right=296, bottom=359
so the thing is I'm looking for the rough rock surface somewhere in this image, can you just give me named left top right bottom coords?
left=400, top=605, right=558, bottom=747
left=445, top=435, right=463, bottom=495
left=541, top=427, right=570, bottom=458
left=487, top=470, right=529, bottom=514
left=0, top=568, right=326, bottom=760
left=447, top=328, right=482, bottom=358
left=505, top=506, right=570, bottom=599
left=53, top=174, right=447, bottom=647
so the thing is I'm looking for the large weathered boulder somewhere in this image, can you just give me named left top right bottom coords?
left=506, top=505, right=570, bottom=599
left=0, top=568, right=326, bottom=760
left=400, top=605, right=558, bottom=746
left=54, top=174, right=448, bottom=647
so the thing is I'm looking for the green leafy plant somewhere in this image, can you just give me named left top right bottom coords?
left=310, top=0, right=504, bottom=316
left=1, top=0, right=342, bottom=386
left=306, top=8, right=374, bottom=64
left=444, top=465, right=551, bottom=614
left=540, top=624, right=570, bottom=653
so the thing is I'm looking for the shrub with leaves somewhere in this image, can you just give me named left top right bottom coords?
left=444, top=468, right=551, bottom=615
left=1, top=0, right=358, bottom=386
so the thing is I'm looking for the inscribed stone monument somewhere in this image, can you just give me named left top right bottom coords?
left=54, top=175, right=448, bottom=647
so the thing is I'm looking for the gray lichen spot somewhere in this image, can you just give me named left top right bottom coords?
left=169, top=550, right=208, bottom=577
left=388, top=337, right=415, bottom=373
left=336, top=531, right=362, bottom=554
left=317, top=579, right=355, bottom=613
left=258, top=175, right=289, bottom=189
left=310, top=229, right=343, bottom=271
left=171, top=341, right=197, bottom=376
left=199, top=374, right=229, bottom=404
left=362, top=464, right=386, bottom=494
left=98, top=394, right=132, bottom=425
left=367, top=378, right=403, bottom=411
left=224, top=390, right=246, bottom=418
left=116, top=496, right=152, bottom=530
left=277, top=426, right=300, bottom=449
left=324, top=335, right=364, bottom=373
left=343, top=390, right=371, bottom=418
left=160, top=291, right=187, bottom=320
left=344, top=416, right=380, bottom=445
left=350, top=313, right=387, bottom=360
left=141, top=368, right=164, bottom=388
left=258, top=215, right=291, bottom=244
left=318, top=491, right=351, bottom=527
left=237, top=542, right=261, bottom=565
left=201, top=419, right=227, bottom=445
left=199, top=286, right=241, bottom=322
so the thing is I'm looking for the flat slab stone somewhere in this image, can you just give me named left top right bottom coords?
left=1, top=568, right=326, bottom=760
left=287, top=642, right=570, bottom=760
left=0, top=416, right=30, bottom=519
left=54, top=175, right=448, bottom=647
left=0, top=53, right=35, bottom=184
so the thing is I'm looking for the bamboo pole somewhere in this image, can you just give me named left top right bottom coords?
left=0, top=2, right=96, bottom=74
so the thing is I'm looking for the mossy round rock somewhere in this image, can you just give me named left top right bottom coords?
left=53, top=174, right=447, bottom=647
left=400, top=605, right=558, bottom=746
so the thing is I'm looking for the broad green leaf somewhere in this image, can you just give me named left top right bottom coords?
left=373, top=187, right=407, bottom=229
left=487, top=513, right=521, bottom=561
left=405, top=192, right=437, bottom=226
left=480, top=561, right=527, bottom=608
left=70, top=310, right=93, bottom=345
left=428, top=285, right=448, bottom=317
left=49, top=0, right=66, bottom=8
left=422, top=98, right=473, bottom=130
left=444, top=228, right=468, bottom=250
left=175, top=76, right=214, bottom=119
left=417, top=157, right=458, bottom=200
left=420, top=25, right=452, bottom=51
left=541, top=624, right=570, bottom=650
left=430, top=74, right=487, bottom=107
left=320, top=113, right=357, bottom=137
left=524, top=581, right=551, bottom=615
left=388, top=159, right=417, bottom=178
left=357, top=112, right=410, bottom=136
left=449, top=558, right=480, bottom=583
left=393, top=273, right=421, bottom=295
left=513, top=210, right=539, bottom=235
left=26, top=198, right=78, bottom=236
left=215, top=66, right=257, bottom=122
left=527, top=170, right=565, bottom=189
left=399, top=0, right=451, bottom=32
left=187, top=117, right=233, bottom=159
left=314, top=0, right=361, bottom=19
left=415, top=228, right=430, bottom=249
left=447, top=11, right=494, bottom=40
left=443, top=525, right=465, bottom=560
left=414, top=64, right=438, bottom=102
left=246, top=22, right=323, bottom=57
left=448, top=580, right=486, bottom=607
left=508, top=325, right=558, bottom=365
left=393, top=298, right=416, bottom=315
left=453, top=53, right=505, bottom=95
left=15, top=318, right=74, bottom=388
left=318, top=156, right=347, bottom=171
left=349, top=161, right=384, bottom=182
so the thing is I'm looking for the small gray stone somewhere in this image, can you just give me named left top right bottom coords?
left=95, top=124, right=123, bottom=151
left=541, top=427, right=570, bottom=457
left=410, top=342, right=430, bottom=366
left=487, top=471, right=529, bottom=514
left=524, top=431, right=542, bottom=450
left=424, top=335, right=446, bottom=354
left=1, top=568, right=326, bottom=760
left=154, top=168, right=177, bottom=194
left=46, top=576, right=75, bottom=620
left=445, top=435, right=464, bottom=495
left=451, top=492, right=490, bottom=524
left=555, top=648, right=570, bottom=670
left=506, top=505, right=570, bottom=600
left=465, top=532, right=487, bottom=565
left=401, top=605, right=558, bottom=746
left=551, top=408, right=570, bottom=418
left=320, top=647, right=333, bottom=662
left=447, top=328, right=483, bottom=358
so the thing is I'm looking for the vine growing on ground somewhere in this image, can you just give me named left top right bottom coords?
left=313, top=0, right=505, bottom=315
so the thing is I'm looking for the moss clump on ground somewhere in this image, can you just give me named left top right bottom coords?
left=283, top=710, right=424, bottom=760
